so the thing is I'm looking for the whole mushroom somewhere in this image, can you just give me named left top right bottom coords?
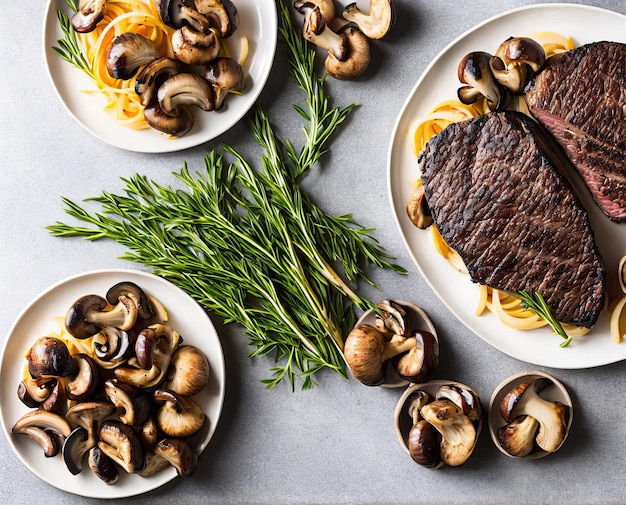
left=490, top=37, right=546, bottom=94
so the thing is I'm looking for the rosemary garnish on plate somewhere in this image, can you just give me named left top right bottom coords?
left=52, top=1, right=94, bottom=79
left=47, top=0, right=406, bottom=390
left=517, top=291, right=572, bottom=347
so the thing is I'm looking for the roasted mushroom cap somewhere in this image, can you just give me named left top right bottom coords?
left=144, top=102, right=195, bottom=137
left=98, top=420, right=145, bottom=474
left=202, top=57, right=245, bottom=109
left=436, top=384, right=482, bottom=422
left=324, top=25, right=370, bottom=80
left=172, top=26, right=221, bottom=65
left=157, top=0, right=210, bottom=31
left=341, top=0, right=394, bottom=40
left=395, top=330, right=439, bottom=383
left=158, top=72, right=215, bottom=116
left=65, top=293, right=138, bottom=339
left=106, top=281, right=155, bottom=322
left=421, top=399, right=477, bottom=466
left=500, top=378, right=568, bottom=453
left=12, top=410, right=72, bottom=458
left=163, top=345, right=210, bottom=396
left=154, top=438, right=198, bottom=477
left=194, top=0, right=239, bottom=38
left=105, top=32, right=160, bottom=80
left=63, top=426, right=93, bottom=475
left=135, top=57, right=181, bottom=107
left=27, top=335, right=75, bottom=379
left=408, top=419, right=442, bottom=468
left=153, top=389, right=206, bottom=438
left=375, top=300, right=409, bottom=337
left=91, top=327, right=132, bottom=369
left=490, top=37, right=546, bottom=94
left=17, top=378, right=56, bottom=408
left=457, top=51, right=509, bottom=111
left=71, top=0, right=107, bottom=33
left=89, top=446, right=120, bottom=485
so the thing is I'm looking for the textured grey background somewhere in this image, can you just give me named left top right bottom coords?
left=1, top=1, right=625, bottom=504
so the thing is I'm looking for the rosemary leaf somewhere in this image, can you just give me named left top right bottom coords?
left=517, top=291, right=572, bottom=347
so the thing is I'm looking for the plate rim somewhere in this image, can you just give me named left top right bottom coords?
left=41, top=0, right=278, bottom=153
left=387, top=3, right=626, bottom=369
left=0, top=268, right=226, bottom=498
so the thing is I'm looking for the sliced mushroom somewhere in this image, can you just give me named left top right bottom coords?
left=65, top=353, right=100, bottom=402
left=106, top=281, right=155, bottom=322
left=63, top=426, right=92, bottom=475
left=71, top=0, right=107, bottom=33
left=153, top=388, right=206, bottom=438
left=104, top=379, right=151, bottom=426
left=420, top=399, right=477, bottom=466
left=294, top=1, right=347, bottom=61
left=500, top=377, right=568, bottom=453
left=375, top=300, right=409, bottom=338
left=65, top=293, right=138, bottom=339
left=98, top=420, right=145, bottom=474
left=490, top=37, right=546, bottom=94
left=91, top=327, right=132, bottom=369
left=406, top=181, right=433, bottom=229
left=41, top=378, right=68, bottom=414
left=18, top=378, right=55, bottom=408
left=157, top=0, right=210, bottom=31
left=140, top=450, right=171, bottom=477
left=12, top=410, right=72, bottom=458
left=496, top=415, right=540, bottom=458
left=144, top=102, right=195, bottom=137
left=172, top=26, right=221, bottom=65
left=27, top=335, right=75, bottom=379
left=135, top=57, right=181, bottom=107
left=158, top=72, right=215, bottom=115
left=341, top=0, right=394, bottom=40
left=139, top=417, right=159, bottom=452
left=395, top=329, right=439, bottom=383
left=163, top=345, right=210, bottom=396
left=202, top=57, right=245, bottom=109
left=324, top=25, right=370, bottom=80
left=89, top=446, right=120, bottom=485
left=457, top=51, right=509, bottom=111
left=194, top=0, right=239, bottom=38
left=154, top=438, right=198, bottom=477
left=436, top=384, right=482, bottom=422
left=106, top=32, right=160, bottom=80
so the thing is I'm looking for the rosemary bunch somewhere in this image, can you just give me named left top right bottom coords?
left=48, top=0, right=406, bottom=389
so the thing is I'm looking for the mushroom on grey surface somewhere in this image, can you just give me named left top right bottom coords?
left=420, top=399, right=478, bottom=467
left=171, top=26, right=221, bottom=65
left=144, top=102, right=195, bottom=137
left=157, top=72, right=215, bottom=115
left=12, top=410, right=72, bottom=458
left=163, top=345, right=210, bottom=396
left=106, top=32, right=160, bottom=80
left=194, top=0, right=239, bottom=38
left=65, top=293, right=139, bottom=339
left=499, top=377, right=568, bottom=453
left=71, top=0, right=107, bottom=33
left=341, top=0, right=394, bottom=40
left=490, top=37, right=546, bottom=94
left=294, top=1, right=347, bottom=62
left=457, top=51, right=510, bottom=111
left=202, top=57, right=245, bottom=110
left=324, top=24, right=370, bottom=80
left=135, top=57, right=181, bottom=107
left=27, top=335, right=75, bottom=379
left=98, top=420, right=145, bottom=474
left=152, top=388, right=206, bottom=438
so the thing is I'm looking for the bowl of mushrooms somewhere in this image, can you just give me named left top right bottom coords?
left=488, top=370, right=573, bottom=459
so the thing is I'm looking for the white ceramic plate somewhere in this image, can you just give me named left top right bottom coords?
left=388, top=4, right=626, bottom=369
left=0, top=269, right=225, bottom=498
left=42, top=0, right=277, bottom=153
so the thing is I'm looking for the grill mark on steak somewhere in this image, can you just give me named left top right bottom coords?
left=418, top=111, right=605, bottom=328
left=524, top=41, right=626, bottom=222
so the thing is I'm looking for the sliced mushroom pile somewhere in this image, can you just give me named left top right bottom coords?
left=495, top=377, right=569, bottom=458
left=457, top=36, right=547, bottom=112
left=11, top=281, right=211, bottom=484
left=292, top=0, right=394, bottom=80
left=343, top=300, right=439, bottom=386
left=405, top=384, right=482, bottom=468
left=74, top=0, right=245, bottom=137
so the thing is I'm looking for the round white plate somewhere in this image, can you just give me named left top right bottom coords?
left=0, top=269, right=225, bottom=498
left=388, top=4, right=626, bottom=369
left=42, top=0, right=277, bottom=153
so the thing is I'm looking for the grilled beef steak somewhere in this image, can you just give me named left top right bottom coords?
left=525, top=41, right=626, bottom=222
left=418, top=111, right=605, bottom=328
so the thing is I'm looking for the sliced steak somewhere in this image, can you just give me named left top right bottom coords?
left=524, top=41, right=626, bottom=222
left=418, top=111, right=605, bottom=328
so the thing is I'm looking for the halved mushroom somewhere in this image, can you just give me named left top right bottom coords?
left=154, top=438, right=198, bottom=477
left=436, top=384, right=482, bottom=422
left=98, top=420, right=145, bottom=474
left=420, top=399, right=477, bottom=466
left=172, top=26, right=221, bottom=65
left=41, top=378, right=68, bottom=414
left=294, top=1, right=347, bottom=61
left=139, top=417, right=159, bottom=452
left=105, top=32, right=160, bottom=80
left=395, top=329, right=439, bottom=383
left=89, top=446, right=120, bottom=485
left=135, top=57, right=181, bottom=107
left=104, top=379, right=151, bottom=426
left=65, top=294, right=138, bottom=339
left=341, top=0, right=394, bottom=40
left=163, top=345, right=210, bottom=396
left=324, top=24, right=370, bottom=80
left=343, top=324, right=419, bottom=386
left=153, top=388, right=206, bottom=438
left=202, top=57, right=245, bottom=109
left=490, top=37, right=546, bottom=94
left=194, top=0, right=239, bottom=38
left=65, top=353, right=100, bottom=402
left=12, top=410, right=72, bottom=458
left=17, top=378, right=55, bottom=408
left=157, top=72, right=215, bottom=115
left=71, top=0, right=107, bottom=33
left=27, top=335, right=75, bottom=379
left=457, top=51, right=509, bottom=111
left=496, top=415, right=540, bottom=458
left=91, top=327, right=132, bottom=369
left=500, top=377, right=568, bottom=453
left=406, top=181, right=433, bottom=229
left=63, top=426, right=93, bottom=475
left=106, top=281, right=155, bottom=322
left=144, top=102, right=195, bottom=137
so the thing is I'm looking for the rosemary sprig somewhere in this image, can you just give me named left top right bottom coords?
left=52, top=2, right=95, bottom=80
left=517, top=291, right=572, bottom=347
left=47, top=0, right=406, bottom=389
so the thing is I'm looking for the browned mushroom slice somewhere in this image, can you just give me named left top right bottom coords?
left=98, top=420, right=145, bottom=474
left=89, top=446, right=120, bottom=485
left=202, top=57, right=245, bottom=110
left=341, top=0, right=394, bottom=40
left=12, top=410, right=72, bottom=458
left=496, top=415, right=540, bottom=458
left=144, top=102, right=195, bottom=137
left=395, top=330, right=439, bottom=384
left=194, top=0, right=239, bottom=38
left=91, top=327, right=132, bottom=369
left=17, top=377, right=56, bottom=408
left=106, top=281, right=156, bottom=322
left=153, top=388, right=206, bottom=438
left=489, top=37, right=546, bottom=94
left=135, top=57, right=181, bottom=107
left=294, top=1, right=347, bottom=61
left=65, top=353, right=100, bottom=402
left=106, top=32, right=160, bottom=80
left=104, top=379, right=151, bottom=426
left=65, top=293, right=139, bottom=339
left=172, top=26, right=221, bottom=65
left=154, top=438, right=198, bottom=477
left=157, top=73, right=215, bottom=116
left=71, top=0, right=107, bottom=33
